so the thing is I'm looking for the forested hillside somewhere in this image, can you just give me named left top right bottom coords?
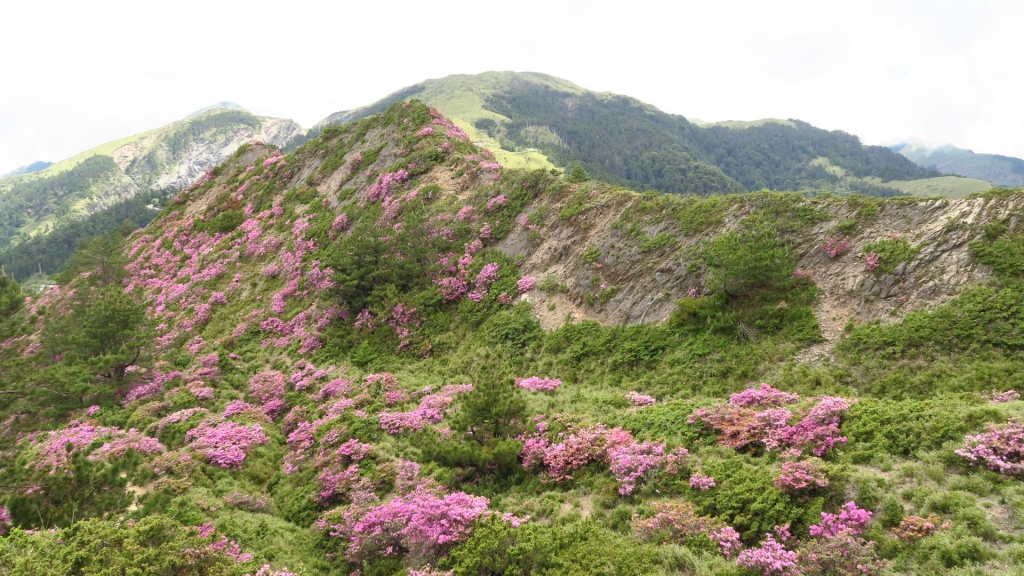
left=319, top=72, right=939, bottom=196
left=1, top=101, right=1024, bottom=575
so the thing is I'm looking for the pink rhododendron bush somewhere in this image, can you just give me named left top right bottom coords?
left=0, top=98, right=1018, bottom=575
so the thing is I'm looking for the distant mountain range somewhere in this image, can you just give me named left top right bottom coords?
left=889, top=139, right=1024, bottom=189
left=1, top=160, right=53, bottom=178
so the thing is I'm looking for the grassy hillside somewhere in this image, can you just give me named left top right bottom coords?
left=2, top=102, right=1024, bottom=575
left=877, top=176, right=993, bottom=199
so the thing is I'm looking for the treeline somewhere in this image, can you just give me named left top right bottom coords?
left=0, top=155, right=121, bottom=249
left=481, top=82, right=936, bottom=195
left=0, top=193, right=165, bottom=281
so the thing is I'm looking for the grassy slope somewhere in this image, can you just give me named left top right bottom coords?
left=883, top=176, right=993, bottom=199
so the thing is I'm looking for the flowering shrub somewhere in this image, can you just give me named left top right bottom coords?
left=736, top=530, right=799, bottom=576
left=894, top=514, right=950, bottom=541
left=517, top=275, right=536, bottom=293
left=626, top=391, right=656, bottom=407
left=379, top=385, right=473, bottom=433
left=729, top=383, right=800, bottom=407
left=689, top=394, right=851, bottom=457
left=515, top=376, right=562, bottom=392
left=185, top=421, right=268, bottom=468
left=983, top=389, right=1021, bottom=403
left=956, top=418, right=1024, bottom=476
left=774, top=459, right=829, bottom=492
left=632, top=501, right=719, bottom=543
left=809, top=502, right=872, bottom=538
left=823, top=236, right=852, bottom=258
left=865, top=252, right=880, bottom=271
left=328, top=485, right=490, bottom=562
left=689, top=473, right=716, bottom=490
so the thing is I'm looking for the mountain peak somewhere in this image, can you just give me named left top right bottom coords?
left=185, top=101, right=248, bottom=119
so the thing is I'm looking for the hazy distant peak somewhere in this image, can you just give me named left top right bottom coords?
left=884, top=136, right=955, bottom=154
left=1, top=160, right=53, bottom=179
left=185, top=101, right=248, bottom=119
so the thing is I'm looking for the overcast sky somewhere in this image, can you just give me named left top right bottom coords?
left=1, top=0, right=1021, bottom=174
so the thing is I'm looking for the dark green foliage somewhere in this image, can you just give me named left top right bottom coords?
left=0, top=192, right=167, bottom=280
left=195, top=208, right=244, bottom=235
left=442, top=517, right=675, bottom=575
left=53, top=220, right=138, bottom=286
left=969, top=229, right=1024, bottom=279
left=842, top=395, right=1003, bottom=460
left=616, top=399, right=709, bottom=445
left=566, top=165, right=590, bottom=183
left=0, top=155, right=121, bottom=250
left=42, top=284, right=150, bottom=382
left=0, top=273, right=21, bottom=318
left=703, top=225, right=798, bottom=298
left=481, top=303, right=543, bottom=356
left=837, top=283, right=1024, bottom=363
left=480, top=82, right=931, bottom=195
left=863, top=237, right=919, bottom=274
left=0, top=515, right=237, bottom=574
left=689, top=455, right=818, bottom=542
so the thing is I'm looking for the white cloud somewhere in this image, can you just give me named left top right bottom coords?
left=1, top=0, right=1021, bottom=172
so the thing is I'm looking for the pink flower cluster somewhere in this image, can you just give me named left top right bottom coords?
left=522, top=424, right=687, bottom=494
left=894, top=514, right=950, bottom=541
left=26, top=421, right=164, bottom=474
left=626, top=391, right=656, bottom=406
left=0, top=506, right=10, bottom=535
left=486, top=195, right=508, bottom=211
left=729, top=383, right=800, bottom=407
left=379, top=385, right=473, bottom=434
left=865, top=252, right=880, bottom=271
left=823, top=236, right=852, bottom=258
left=689, top=473, right=716, bottom=490
left=249, top=370, right=288, bottom=419
left=323, top=485, right=490, bottom=562
left=957, top=418, right=1024, bottom=476
left=774, top=459, right=829, bottom=492
left=689, top=390, right=851, bottom=457
left=737, top=529, right=799, bottom=576
left=983, top=389, right=1021, bottom=403
left=517, top=275, right=536, bottom=294
left=186, top=421, right=268, bottom=469
left=515, top=377, right=562, bottom=392
left=368, top=170, right=410, bottom=203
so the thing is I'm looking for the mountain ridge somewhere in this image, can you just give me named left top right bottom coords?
left=890, top=139, right=1024, bottom=189
left=313, top=71, right=946, bottom=197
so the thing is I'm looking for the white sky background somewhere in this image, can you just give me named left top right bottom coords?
left=1, top=0, right=1021, bottom=174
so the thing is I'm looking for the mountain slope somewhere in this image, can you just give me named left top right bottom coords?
left=892, top=140, right=1024, bottom=189
left=2, top=100, right=1024, bottom=574
left=316, top=71, right=939, bottom=196
left=0, top=107, right=303, bottom=254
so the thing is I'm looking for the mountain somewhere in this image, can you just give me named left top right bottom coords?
left=890, top=139, right=1024, bottom=189
left=1, top=100, right=1024, bottom=574
left=0, top=106, right=303, bottom=264
left=0, top=160, right=53, bottom=178
left=315, top=71, right=944, bottom=197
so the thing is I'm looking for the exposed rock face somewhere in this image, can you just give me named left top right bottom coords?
left=148, top=117, right=303, bottom=191
left=493, top=189, right=1022, bottom=348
